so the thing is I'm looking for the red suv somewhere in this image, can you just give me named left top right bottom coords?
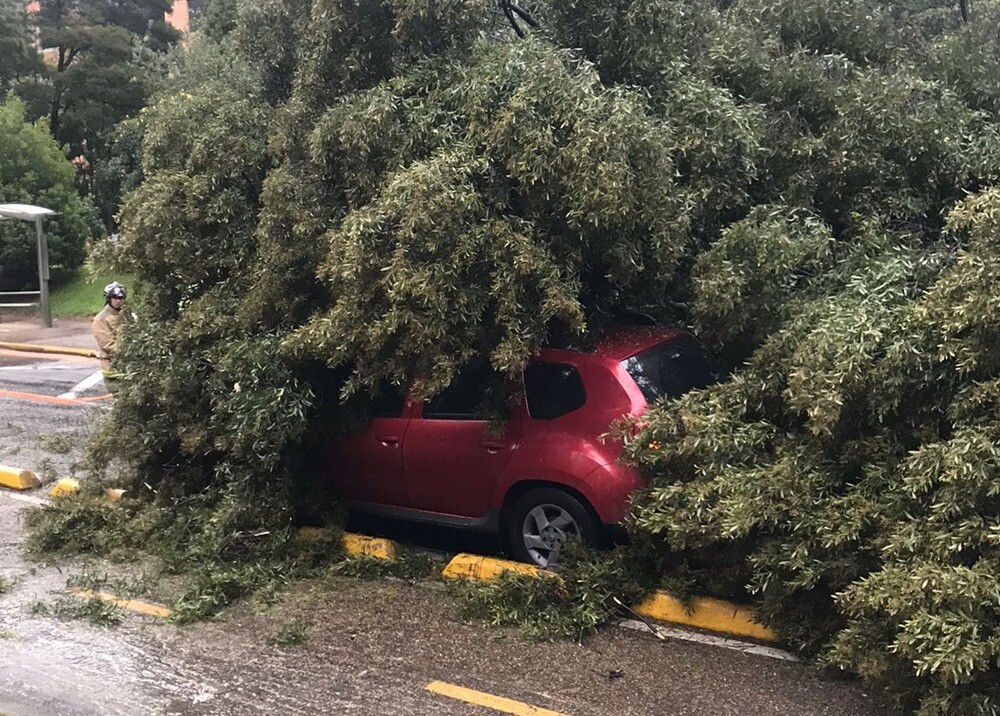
left=322, top=328, right=718, bottom=567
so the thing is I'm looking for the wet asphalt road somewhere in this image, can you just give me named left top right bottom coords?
left=0, top=347, right=889, bottom=716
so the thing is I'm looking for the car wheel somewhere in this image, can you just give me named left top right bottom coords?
left=506, top=488, right=600, bottom=569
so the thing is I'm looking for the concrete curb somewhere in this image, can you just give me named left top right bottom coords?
left=440, top=553, right=779, bottom=644
left=0, top=341, right=95, bottom=358
left=0, top=465, right=41, bottom=490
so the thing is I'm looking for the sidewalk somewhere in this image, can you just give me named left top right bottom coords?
left=0, top=317, right=96, bottom=351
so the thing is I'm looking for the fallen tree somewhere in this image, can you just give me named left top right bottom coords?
left=27, top=0, right=1000, bottom=712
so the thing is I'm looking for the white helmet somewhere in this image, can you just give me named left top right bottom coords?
left=103, top=281, right=127, bottom=301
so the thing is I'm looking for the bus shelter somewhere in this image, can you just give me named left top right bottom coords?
left=0, top=203, right=55, bottom=327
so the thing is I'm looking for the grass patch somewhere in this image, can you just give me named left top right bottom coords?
left=31, top=596, right=124, bottom=627
left=271, top=618, right=310, bottom=647
left=49, top=266, right=137, bottom=317
left=0, top=573, right=14, bottom=594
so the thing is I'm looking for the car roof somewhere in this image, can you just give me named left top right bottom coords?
left=591, top=326, right=689, bottom=360
left=539, top=326, right=690, bottom=363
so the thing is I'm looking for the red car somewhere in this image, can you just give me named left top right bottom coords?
left=322, top=328, right=719, bottom=567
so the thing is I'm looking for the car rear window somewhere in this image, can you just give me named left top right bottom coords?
left=524, top=361, right=586, bottom=419
left=621, top=335, right=720, bottom=404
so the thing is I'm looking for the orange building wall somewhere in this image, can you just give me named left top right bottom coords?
left=165, top=0, right=190, bottom=33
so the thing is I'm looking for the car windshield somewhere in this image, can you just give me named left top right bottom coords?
left=621, top=335, right=720, bottom=404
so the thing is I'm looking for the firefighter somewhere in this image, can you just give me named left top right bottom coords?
left=92, top=281, right=130, bottom=393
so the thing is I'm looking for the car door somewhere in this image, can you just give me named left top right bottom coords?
left=402, top=362, right=522, bottom=518
left=323, top=388, right=412, bottom=507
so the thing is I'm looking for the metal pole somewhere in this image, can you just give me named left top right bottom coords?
left=35, top=216, right=51, bottom=328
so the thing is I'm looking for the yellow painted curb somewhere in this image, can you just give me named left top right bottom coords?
left=634, top=591, right=778, bottom=642
left=296, top=526, right=334, bottom=542
left=440, top=552, right=777, bottom=643
left=0, top=341, right=95, bottom=358
left=49, top=477, right=79, bottom=497
left=0, top=465, right=41, bottom=491
left=441, top=553, right=544, bottom=581
left=106, top=488, right=126, bottom=502
left=295, top=527, right=398, bottom=560
left=342, top=533, right=397, bottom=560
left=69, top=588, right=172, bottom=618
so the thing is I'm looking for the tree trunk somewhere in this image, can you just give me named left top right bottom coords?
left=960, top=0, right=970, bottom=23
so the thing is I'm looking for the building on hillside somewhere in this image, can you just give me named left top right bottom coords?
left=165, top=0, right=189, bottom=33
left=25, top=1, right=196, bottom=35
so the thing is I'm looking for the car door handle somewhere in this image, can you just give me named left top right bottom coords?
left=480, top=441, right=506, bottom=454
left=377, top=435, right=400, bottom=447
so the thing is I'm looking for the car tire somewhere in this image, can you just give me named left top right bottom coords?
left=506, top=487, right=600, bottom=569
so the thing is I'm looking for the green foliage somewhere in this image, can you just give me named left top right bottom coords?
left=31, top=596, right=125, bottom=627
left=287, top=39, right=686, bottom=398
left=0, top=0, right=42, bottom=92
left=67, top=568, right=155, bottom=599
left=0, top=95, right=100, bottom=289
left=271, top=618, right=310, bottom=646
left=537, top=0, right=717, bottom=89
left=333, top=551, right=438, bottom=581
left=197, top=0, right=239, bottom=40
left=454, top=543, right=647, bottom=641
left=533, top=1, right=1000, bottom=711
left=22, top=492, right=162, bottom=561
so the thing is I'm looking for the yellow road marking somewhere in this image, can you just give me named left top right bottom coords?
left=69, top=588, right=172, bottom=618
left=425, top=681, right=570, bottom=716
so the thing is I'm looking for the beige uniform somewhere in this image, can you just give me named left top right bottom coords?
left=92, top=304, right=127, bottom=375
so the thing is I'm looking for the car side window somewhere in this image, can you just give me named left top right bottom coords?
left=524, top=361, right=586, bottom=420
left=371, top=385, right=407, bottom=418
left=424, top=361, right=493, bottom=420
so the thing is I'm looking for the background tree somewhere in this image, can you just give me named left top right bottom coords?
left=0, top=0, right=43, bottom=92
left=11, top=0, right=180, bottom=231
left=0, top=95, right=100, bottom=289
